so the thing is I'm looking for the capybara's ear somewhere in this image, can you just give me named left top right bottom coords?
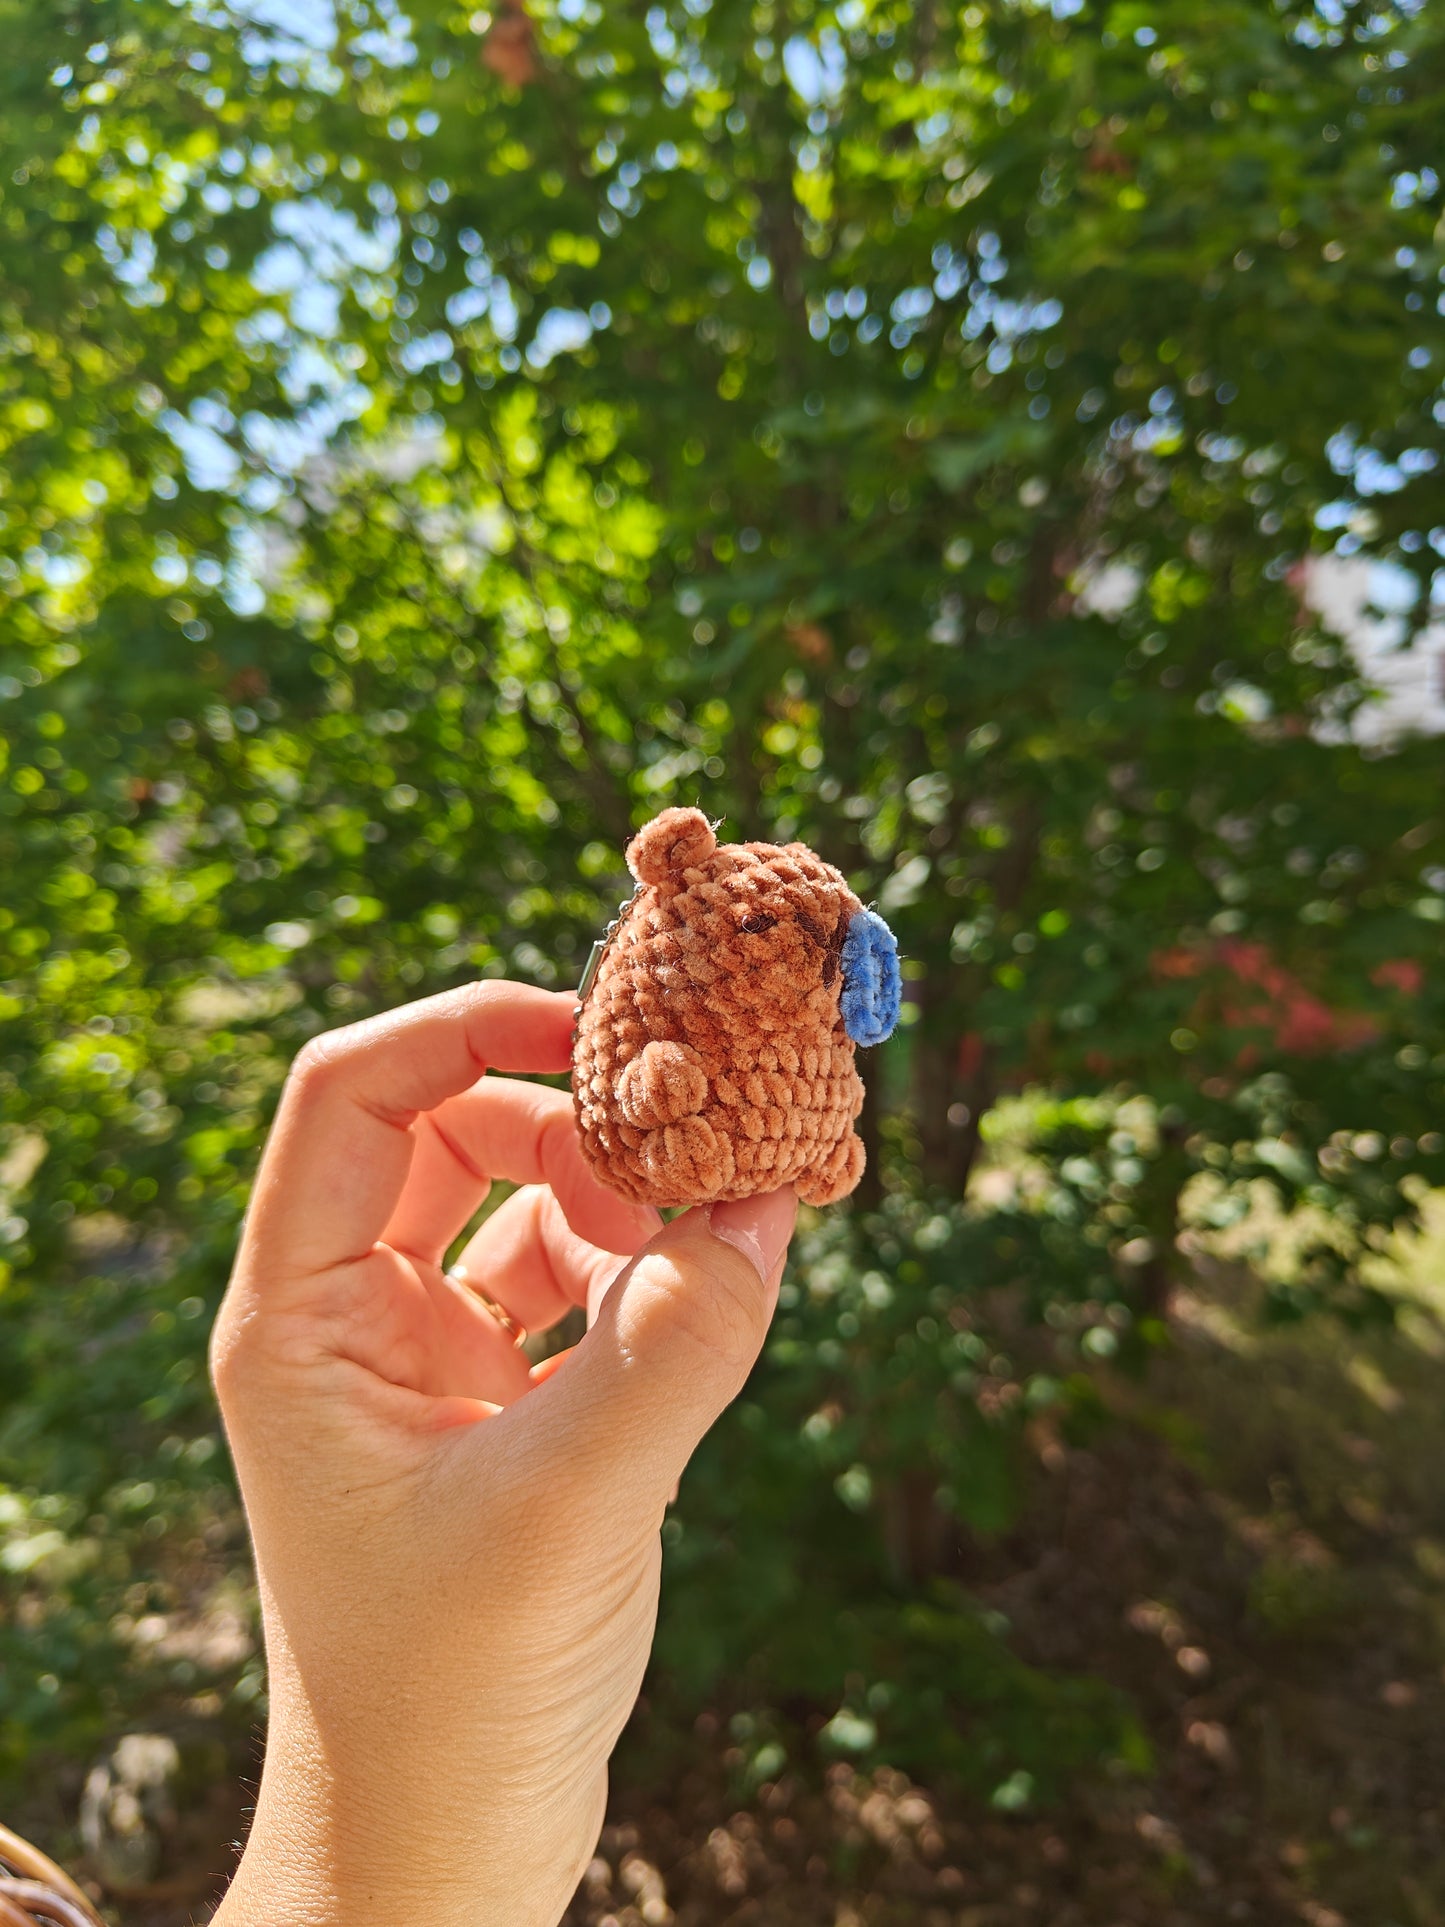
left=839, top=908, right=902, bottom=1046
left=626, top=806, right=718, bottom=885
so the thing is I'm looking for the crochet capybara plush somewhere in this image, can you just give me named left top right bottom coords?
left=571, top=807, right=901, bottom=1208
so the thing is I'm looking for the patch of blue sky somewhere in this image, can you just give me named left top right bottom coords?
left=527, top=308, right=594, bottom=369
left=1134, top=414, right=1183, bottom=454
left=1390, top=167, right=1438, bottom=210
left=223, top=0, right=419, bottom=81
left=164, top=414, right=243, bottom=492
left=291, top=279, right=342, bottom=337
left=268, top=199, right=397, bottom=283
left=642, top=0, right=725, bottom=106
left=491, top=276, right=519, bottom=340
left=96, top=225, right=164, bottom=306
left=1366, top=564, right=1424, bottom=616
left=281, top=341, right=363, bottom=406
left=227, top=0, right=337, bottom=49
left=961, top=291, right=1062, bottom=344
left=37, top=552, right=90, bottom=591
left=891, top=286, right=935, bottom=326
left=245, top=201, right=397, bottom=396
left=350, top=20, right=420, bottom=68
left=644, top=6, right=679, bottom=58
left=1327, top=428, right=1440, bottom=499
left=241, top=392, right=365, bottom=474
left=251, top=245, right=345, bottom=337
left=397, top=330, right=454, bottom=374
left=783, top=29, right=845, bottom=108
left=224, top=526, right=269, bottom=617
left=162, top=362, right=365, bottom=494
left=446, top=251, right=518, bottom=340
left=445, top=287, right=491, bottom=330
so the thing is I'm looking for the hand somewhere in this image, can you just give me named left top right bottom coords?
left=208, top=981, right=797, bottom=1927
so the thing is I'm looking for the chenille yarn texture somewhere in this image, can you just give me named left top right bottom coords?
left=571, top=807, right=901, bottom=1209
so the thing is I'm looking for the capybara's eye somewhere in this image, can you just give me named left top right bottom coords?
left=739, top=911, right=777, bottom=935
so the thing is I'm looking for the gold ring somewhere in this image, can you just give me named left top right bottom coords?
left=445, top=1265, right=529, bottom=1349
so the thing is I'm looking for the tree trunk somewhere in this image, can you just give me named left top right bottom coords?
left=912, top=967, right=994, bottom=1198
left=855, top=1050, right=884, bottom=1209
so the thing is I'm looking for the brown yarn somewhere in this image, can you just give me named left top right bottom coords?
left=572, top=808, right=871, bottom=1208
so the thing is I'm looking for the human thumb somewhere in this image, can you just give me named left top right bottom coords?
left=530, top=1186, right=797, bottom=1518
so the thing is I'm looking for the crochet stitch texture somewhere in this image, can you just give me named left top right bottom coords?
left=571, top=807, right=899, bottom=1208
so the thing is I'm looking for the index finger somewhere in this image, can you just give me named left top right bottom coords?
left=380, top=1079, right=659, bottom=1265
left=239, top=981, right=576, bottom=1283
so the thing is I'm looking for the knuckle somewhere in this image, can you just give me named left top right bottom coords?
left=209, top=1296, right=322, bottom=1412
left=535, top=1103, right=571, bottom=1180
left=207, top=1312, right=249, bottom=1404
left=288, top=1026, right=353, bottom=1089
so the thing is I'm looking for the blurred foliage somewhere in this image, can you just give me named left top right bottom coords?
left=1, top=0, right=1444, bottom=1821
left=652, top=1192, right=1155, bottom=1802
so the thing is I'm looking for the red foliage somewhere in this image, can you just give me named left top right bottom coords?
left=1151, top=939, right=1394, bottom=1057
left=482, top=0, right=538, bottom=86
left=1373, top=957, right=1424, bottom=995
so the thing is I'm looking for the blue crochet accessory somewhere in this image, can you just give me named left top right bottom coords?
left=839, top=908, right=901, bottom=1047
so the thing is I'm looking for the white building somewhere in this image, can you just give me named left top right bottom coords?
left=1074, top=550, right=1445, bottom=744
left=1302, top=555, right=1445, bottom=743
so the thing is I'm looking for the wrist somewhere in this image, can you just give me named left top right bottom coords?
left=212, top=1845, right=485, bottom=1927
left=212, top=1710, right=603, bottom=1927
left=214, top=1819, right=584, bottom=1927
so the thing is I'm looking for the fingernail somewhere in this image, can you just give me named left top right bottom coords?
left=709, top=1186, right=797, bottom=1282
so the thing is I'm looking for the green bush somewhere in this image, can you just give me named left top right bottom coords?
left=650, top=1191, right=1153, bottom=1803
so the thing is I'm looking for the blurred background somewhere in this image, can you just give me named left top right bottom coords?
left=2, top=1, right=1444, bottom=1921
